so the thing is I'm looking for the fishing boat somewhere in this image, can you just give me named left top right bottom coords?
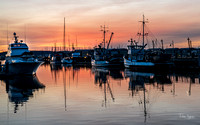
left=91, top=45, right=109, bottom=67
left=124, top=15, right=154, bottom=70
left=92, top=25, right=120, bottom=67
left=71, top=51, right=91, bottom=64
left=50, top=52, right=62, bottom=64
left=91, top=25, right=109, bottom=67
left=124, top=39, right=154, bottom=70
left=5, top=32, right=43, bottom=75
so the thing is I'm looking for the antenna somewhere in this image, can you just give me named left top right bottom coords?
left=161, top=39, right=164, bottom=50
left=187, top=37, right=192, bottom=49
left=170, top=40, right=174, bottom=48
left=152, top=40, right=155, bottom=50
left=54, top=42, right=56, bottom=52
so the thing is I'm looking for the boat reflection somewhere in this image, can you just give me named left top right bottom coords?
left=92, top=67, right=123, bottom=107
left=50, top=64, right=62, bottom=83
left=124, top=69, right=154, bottom=96
left=124, top=69, right=200, bottom=122
left=50, top=63, right=92, bottom=83
left=50, top=63, right=92, bottom=110
left=124, top=69, right=153, bottom=122
left=169, top=71, right=200, bottom=96
left=2, top=76, right=45, bottom=113
left=124, top=69, right=174, bottom=122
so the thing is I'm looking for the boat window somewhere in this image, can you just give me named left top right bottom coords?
left=12, top=44, right=28, bottom=47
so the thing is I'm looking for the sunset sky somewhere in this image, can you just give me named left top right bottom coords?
left=0, top=0, right=200, bottom=51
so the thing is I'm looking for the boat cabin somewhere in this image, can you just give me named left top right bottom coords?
left=127, top=44, right=147, bottom=61
left=6, top=32, right=29, bottom=57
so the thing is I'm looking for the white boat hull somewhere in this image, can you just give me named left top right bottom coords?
left=124, top=57, right=154, bottom=68
left=7, top=61, right=43, bottom=75
left=61, top=59, right=73, bottom=64
left=91, top=59, right=109, bottom=67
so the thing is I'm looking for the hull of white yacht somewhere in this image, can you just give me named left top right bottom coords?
left=6, top=61, right=43, bottom=75
left=91, top=59, right=109, bottom=67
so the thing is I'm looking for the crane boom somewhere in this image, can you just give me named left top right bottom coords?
left=107, top=32, right=114, bottom=49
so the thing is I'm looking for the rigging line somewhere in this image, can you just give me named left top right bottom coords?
left=145, top=36, right=150, bottom=49
left=145, top=25, right=157, bottom=40
left=138, top=36, right=141, bottom=44
left=134, top=23, right=143, bottom=40
left=147, top=32, right=161, bottom=48
left=145, top=26, right=157, bottom=43
left=145, top=25, right=162, bottom=48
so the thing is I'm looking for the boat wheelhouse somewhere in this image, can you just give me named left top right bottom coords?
left=5, top=32, right=42, bottom=75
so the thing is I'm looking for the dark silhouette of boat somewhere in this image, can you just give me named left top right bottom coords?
left=3, top=76, right=45, bottom=113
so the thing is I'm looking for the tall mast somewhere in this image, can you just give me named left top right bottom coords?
left=76, top=35, right=78, bottom=49
left=68, top=35, right=70, bottom=51
left=104, top=25, right=105, bottom=49
left=143, top=15, right=145, bottom=47
left=63, top=17, right=66, bottom=51
left=100, top=25, right=108, bottom=49
left=139, top=15, right=148, bottom=47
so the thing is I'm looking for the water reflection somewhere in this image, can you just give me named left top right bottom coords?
left=124, top=70, right=155, bottom=122
left=2, top=76, right=45, bottom=113
left=92, top=67, right=122, bottom=107
left=169, top=71, right=200, bottom=96
left=1, top=63, right=200, bottom=124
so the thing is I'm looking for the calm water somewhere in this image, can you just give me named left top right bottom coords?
left=0, top=64, right=200, bottom=125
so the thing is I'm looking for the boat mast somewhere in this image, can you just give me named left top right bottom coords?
left=143, top=15, right=145, bottom=47
left=139, top=15, right=148, bottom=47
left=103, top=25, right=105, bottom=49
left=68, top=35, right=70, bottom=51
left=76, top=35, right=77, bottom=49
left=63, top=17, right=66, bottom=51
left=100, top=25, right=108, bottom=49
